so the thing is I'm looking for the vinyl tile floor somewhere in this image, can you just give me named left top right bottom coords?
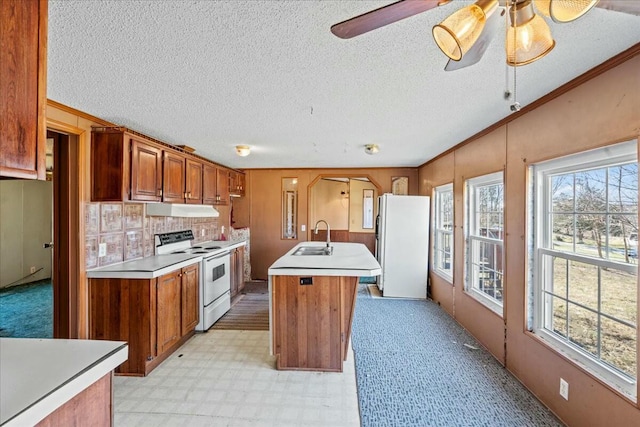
left=113, top=330, right=360, bottom=426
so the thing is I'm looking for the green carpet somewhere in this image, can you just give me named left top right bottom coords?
left=0, top=280, right=53, bottom=338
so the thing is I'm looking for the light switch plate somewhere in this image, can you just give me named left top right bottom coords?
left=301, top=224, right=306, bottom=232
left=98, top=242, right=107, bottom=257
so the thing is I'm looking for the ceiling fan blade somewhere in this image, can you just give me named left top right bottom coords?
left=596, top=0, right=640, bottom=16
left=330, top=0, right=445, bottom=39
left=444, top=6, right=502, bottom=71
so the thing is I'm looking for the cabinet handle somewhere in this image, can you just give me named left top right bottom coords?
left=158, top=189, right=163, bottom=197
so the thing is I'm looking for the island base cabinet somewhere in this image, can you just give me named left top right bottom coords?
left=271, top=275, right=358, bottom=372
left=35, top=373, right=112, bottom=427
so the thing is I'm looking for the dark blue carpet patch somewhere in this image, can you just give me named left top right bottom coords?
left=0, top=281, right=53, bottom=338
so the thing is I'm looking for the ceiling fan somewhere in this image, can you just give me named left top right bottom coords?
left=331, top=0, right=640, bottom=70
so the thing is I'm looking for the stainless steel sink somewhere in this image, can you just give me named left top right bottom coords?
left=292, top=246, right=333, bottom=256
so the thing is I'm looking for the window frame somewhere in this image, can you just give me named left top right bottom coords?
left=433, top=183, right=454, bottom=282
left=465, top=171, right=504, bottom=315
left=530, top=140, right=638, bottom=401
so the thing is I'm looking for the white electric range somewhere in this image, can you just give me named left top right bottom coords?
left=155, top=230, right=231, bottom=331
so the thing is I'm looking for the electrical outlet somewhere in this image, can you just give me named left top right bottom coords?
left=30, top=266, right=36, bottom=274
left=98, top=243, right=107, bottom=257
left=301, top=224, right=306, bottom=232
left=559, top=378, right=569, bottom=400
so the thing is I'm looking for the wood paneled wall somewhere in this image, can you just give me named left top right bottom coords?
left=419, top=52, right=640, bottom=425
left=242, top=168, right=417, bottom=279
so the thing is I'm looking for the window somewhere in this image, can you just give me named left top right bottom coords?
left=434, top=183, right=454, bottom=281
left=531, top=140, right=637, bottom=400
left=465, top=172, right=504, bottom=314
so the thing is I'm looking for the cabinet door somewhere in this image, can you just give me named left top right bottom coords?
left=157, top=271, right=182, bottom=354
left=185, top=158, right=203, bottom=204
left=202, top=164, right=218, bottom=205
left=229, top=249, right=238, bottom=298
left=162, top=151, right=185, bottom=203
left=0, top=0, right=47, bottom=180
left=181, top=264, right=199, bottom=334
left=235, top=246, right=245, bottom=294
left=131, top=137, right=162, bottom=201
left=236, top=173, right=246, bottom=197
left=215, top=168, right=230, bottom=205
left=228, top=171, right=237, bottom=195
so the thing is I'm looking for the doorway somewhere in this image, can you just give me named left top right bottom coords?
left=308, top=175, right=381, bottom=253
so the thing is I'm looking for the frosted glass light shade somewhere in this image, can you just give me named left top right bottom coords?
left=235, top=145, right=251, bottom=156
left=506, top=2, right=555, bottom=66
left=534, top=0, right=599, bottom=23
left=432, top=0, right=497, bottom=61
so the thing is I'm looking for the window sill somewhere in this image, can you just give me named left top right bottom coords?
left=465, top=288, right=503, bottom=317
left=527, top=329, right=637, bottom=404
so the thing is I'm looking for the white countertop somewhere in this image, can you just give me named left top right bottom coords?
left=268, top=242, right=381, bottom=277
left=0, top=338, right=128, bottom=426
left=86, top=239, right=246, bottom=279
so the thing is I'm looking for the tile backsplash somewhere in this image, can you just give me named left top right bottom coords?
left=84, top=202, right=220, bottom=269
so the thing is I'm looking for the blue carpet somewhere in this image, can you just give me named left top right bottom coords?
left=351, top=286, right=563, bottom=426
left=0, top=281, right=53, bottom=338
left=359, top=276, right=377, bottom=284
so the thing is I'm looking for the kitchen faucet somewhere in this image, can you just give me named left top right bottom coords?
left=314, top=220, right=331, bottom=248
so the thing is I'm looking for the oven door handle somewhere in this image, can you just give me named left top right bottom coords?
left=206, top=251, right=230, bottom=261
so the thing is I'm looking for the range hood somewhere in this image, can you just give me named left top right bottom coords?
left=145, top=203, right=219, bottom=218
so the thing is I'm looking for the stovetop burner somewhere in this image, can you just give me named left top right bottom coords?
left=156, top=231, right=227, bottom=256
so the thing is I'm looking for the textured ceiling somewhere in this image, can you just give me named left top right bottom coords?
left=47, top=1, right=640, bottom=169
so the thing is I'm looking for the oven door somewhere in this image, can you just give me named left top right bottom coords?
left=203, top=252, right=231, bottom=306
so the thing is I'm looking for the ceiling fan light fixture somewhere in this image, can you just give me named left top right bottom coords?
left=506, top=0, right=555, bottom=66
left=432, top=0, right=498, bottom=61
left=235, top=145, right=251, bottom=157
left=534, top=0, right=599, bottom=23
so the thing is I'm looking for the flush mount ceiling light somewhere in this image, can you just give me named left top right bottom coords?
left=364, top=144, right=379, bottom=155
left=235, top=145, right=250, bottom=157
left=331, top=0, right=639, bottom=71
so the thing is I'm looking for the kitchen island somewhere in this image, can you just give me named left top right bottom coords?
left=268, top=242, right=380, bottom=372
left=0, top=338, right=127, bottom=426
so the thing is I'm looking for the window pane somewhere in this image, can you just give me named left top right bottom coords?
left=575, top=214, right=606, bottom=258
left=549, top=294, right=567, bottom=338
left=601, top=318, right=636, bottom=378
left=567, top=260, right=598, bottom=312
left=551, top=174, right=574, bottom=212
left=552, top=214, right=575, bottom=251
left=601, top=267, right=637, bottom=325
left=575, top=170, right=607, bottom=213
left=568, top=303, right=598, bottom=355
left=608, top=164, right=638, bottom=214
left=550, top=256, right=568, bottom=298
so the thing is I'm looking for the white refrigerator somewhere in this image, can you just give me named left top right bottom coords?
left=375, top=194, right=430, bottom=298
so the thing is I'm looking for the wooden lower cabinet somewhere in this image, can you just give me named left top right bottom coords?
left=230, top=246, right=245, bottom=298
left=271, top=275, right=358, bottom=372
left=89, top=265, right=199, bottom=376
left=181, top=263, right=199, bottom=334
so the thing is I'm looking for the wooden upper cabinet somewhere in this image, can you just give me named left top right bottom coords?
left=216, top=168, right=230, bottom=205
left=0, top=0, right=48, bottom=180
left=130, top=137, right=162, bottom=202
left=185, top=158, right=203, bottom=204
left=202, top=163, right=218, bottom=205
left=162, top=151, right=185, bottom=203
left=230, top=171, right=246, bottom=197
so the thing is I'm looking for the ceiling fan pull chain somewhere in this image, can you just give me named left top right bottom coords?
left=510, top=0, right=521, bottom=112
